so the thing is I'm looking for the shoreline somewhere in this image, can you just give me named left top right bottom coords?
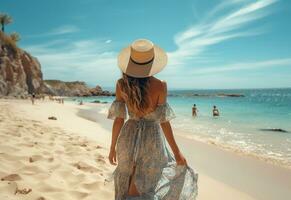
left=175, top=131, right=291, bottom=170
left=1, top=99, right=291, bottom=200
left=77, top=100, right=291, bottom=200
left=77, top=100, right=291, bottom=170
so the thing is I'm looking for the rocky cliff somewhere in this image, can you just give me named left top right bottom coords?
left=0, top=32, right=43, bottom=97
left=0, top=32, right=113, bottom=97
left=43, top=80, right=114, bottom=97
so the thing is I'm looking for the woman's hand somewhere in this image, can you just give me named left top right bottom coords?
left=109, top=148, right=117, bottom=165
left=174, top=151, right=187, bottom=166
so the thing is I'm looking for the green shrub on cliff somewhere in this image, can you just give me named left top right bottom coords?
left=0, top=13, right=20, bottom=54
left=0, top=31, right=19, bottom=55
left=10, top=32, right=20, bottom=42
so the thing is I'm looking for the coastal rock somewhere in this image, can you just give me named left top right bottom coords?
left=43, top=80, right=91, bottom=96
left=43, top=80, right=115, bottom=97
left=91, top=100, right=101, bottom=103
left=0, top=32, right=43, bottom=97
left=20, top=52, right=43, bottom=94
left=90, top=85, right=102, bottom=95
left=90, top=85, right=114, bottom=96
left=168, top=93, right=245, bottom=98
left=192, top=93, right=245, bottom=97
left=90, top=100, right=108, bottom=104
left=1, top=32, right=112, bottom=98
left=217, top=93, right=245, bottom=97
left=260, top=128, right=288, bottom=133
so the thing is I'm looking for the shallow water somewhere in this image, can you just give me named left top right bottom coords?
left=68, top=88, right=291, bottom=167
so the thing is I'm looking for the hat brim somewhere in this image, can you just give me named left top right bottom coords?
left=117, top=45, right=167, bottom=78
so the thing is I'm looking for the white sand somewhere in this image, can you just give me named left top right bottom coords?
left=1, top=99, right=291, bottom=200
left=0, top=99, right=114, bottom=200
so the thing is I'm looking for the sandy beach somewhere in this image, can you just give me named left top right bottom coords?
left=1, top=99, right=291, bottom=200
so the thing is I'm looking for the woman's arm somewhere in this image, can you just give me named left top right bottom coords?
left=159, top=81, right=187, bottom=165
left=160, top=122, right=180, bottom=152
left=110, top=118, right=124, bottom=150
left=109, top=80, right=125, bottom=165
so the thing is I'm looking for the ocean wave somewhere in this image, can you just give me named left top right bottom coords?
left=174, top=127, right=291, bottom=169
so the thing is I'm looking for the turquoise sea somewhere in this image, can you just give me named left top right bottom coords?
left=68, top=88, right=291, bottom=167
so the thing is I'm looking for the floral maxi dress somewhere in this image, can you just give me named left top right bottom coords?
left=107, top=101, right=198, bottom=200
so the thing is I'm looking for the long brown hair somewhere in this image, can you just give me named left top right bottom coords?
left=119, top=73, right=151, bottom=115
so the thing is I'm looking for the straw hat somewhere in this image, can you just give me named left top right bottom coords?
left=118, top=39, right=168, bottom=78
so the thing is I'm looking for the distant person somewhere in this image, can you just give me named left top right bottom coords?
left=31, top=93, right=36, bottom=105
left=213, top=105, right=220, bottom=117
left=79, top=100, right=83, bottom=105
left=192, top=104, right=198, bottom=117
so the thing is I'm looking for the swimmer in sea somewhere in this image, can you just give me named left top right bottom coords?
left=192, top=104, right=198, bottom=117
left=213, top=105, right=219, bottom=117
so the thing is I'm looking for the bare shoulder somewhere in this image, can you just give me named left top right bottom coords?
left=151, top=77, right=167, bottom=90
left=151, top=77, right=167, bottom=103
left=117, top=78, right=123, bottom=85
left=115, top=79, right=124, bottom=101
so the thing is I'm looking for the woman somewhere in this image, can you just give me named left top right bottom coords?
left=107, top=39, right=198, bottom=200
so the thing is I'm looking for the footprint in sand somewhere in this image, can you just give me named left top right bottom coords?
left=73, top=161, right=100, bottom=173
left=1, top=174, right=22, bottom=181
left=29, top=155, right=43, bottom=163
left=96, top=155, right=106, bottom=164
left=15, top=187, right=32, bottom=195
left=36, top=197, right=46, bottom=200
left=47, top=157, right=54, bottom=162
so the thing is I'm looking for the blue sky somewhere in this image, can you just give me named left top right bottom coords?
left=2, top=0, right=291, bottom=89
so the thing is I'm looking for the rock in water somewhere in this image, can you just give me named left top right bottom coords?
left=91, top=100, right=101, bottom=103
left=260, top=128, right=288, bottom=133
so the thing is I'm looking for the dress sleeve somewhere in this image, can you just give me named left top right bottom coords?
left=156, top=103, right=176, bottom=123
left=107, top=100, right=127, bottom=120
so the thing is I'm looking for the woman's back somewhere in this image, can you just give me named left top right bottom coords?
left=117, top=76, right=167, bottom=117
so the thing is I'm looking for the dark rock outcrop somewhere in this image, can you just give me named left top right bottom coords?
left=168, top=93, right=245, bottom=98
left=0, top=32, right=43, bottom=97
left=42, top=80, right=91, bottom=96
left=260, top=128, right=288, bottom=133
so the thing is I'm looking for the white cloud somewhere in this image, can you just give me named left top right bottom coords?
left=190, top=58, right=291, bottom=75
left=168, top=0, right=278, bottom=66
left=24, top=25, right=79, bottom=38
left=23, top=39, right=120, bottom=86
left=49, top=25, right=79, bottom=35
